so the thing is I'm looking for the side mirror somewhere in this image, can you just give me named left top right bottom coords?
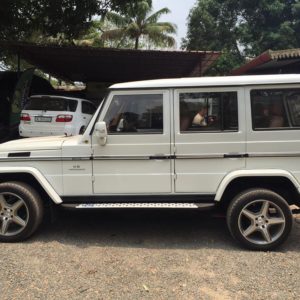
left=95, top=121, right=107, bottom=145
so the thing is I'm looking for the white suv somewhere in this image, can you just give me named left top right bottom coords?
left=1, top=74, right=300, bottom=250
left=19, top=95, right=96, bottom=137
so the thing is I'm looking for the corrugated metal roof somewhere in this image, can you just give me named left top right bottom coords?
left=0, top=42, right=220, bottom=83
left=231, top=48, right=300, bottom=75
left=270, top=49, right=300, bottom=60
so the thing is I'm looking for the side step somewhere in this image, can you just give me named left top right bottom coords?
left=61, top=202, right=215, bottom=210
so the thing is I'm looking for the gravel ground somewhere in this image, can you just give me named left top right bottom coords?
left=0, top=208, right=300, bottom=299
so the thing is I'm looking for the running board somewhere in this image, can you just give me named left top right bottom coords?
left=61, top=202, right=215, bottom=210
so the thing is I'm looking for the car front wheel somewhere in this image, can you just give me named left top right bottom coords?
left=0, top=182, right=43, bottom=242
left=227, top=188, right=293, bottom=250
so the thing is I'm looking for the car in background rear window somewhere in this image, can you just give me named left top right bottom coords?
left=24, top=97, right=79, bottom=112
left=19, top=95, right=96, bottom=137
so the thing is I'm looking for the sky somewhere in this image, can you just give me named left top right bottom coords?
left=152, top=0, right=197, bottom=48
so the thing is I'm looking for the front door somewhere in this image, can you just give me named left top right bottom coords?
left=174, top=87, right=246, bottom=194
left=92, top=90, right=172, bottom=194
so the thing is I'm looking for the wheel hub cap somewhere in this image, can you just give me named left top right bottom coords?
left=238, top=200, right=286, bottom=245
left=257, top=216, right=266, bottom=226
left=0, top=192, right=29, bottom=236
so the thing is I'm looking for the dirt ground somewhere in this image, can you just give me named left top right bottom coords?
left=0, top=209, right=300, bottom=299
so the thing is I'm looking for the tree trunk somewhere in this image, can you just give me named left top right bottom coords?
left=135, top=36, right=139, bottom=49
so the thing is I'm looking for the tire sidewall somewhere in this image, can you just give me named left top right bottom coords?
left=227, top=189, right=293, bottom=251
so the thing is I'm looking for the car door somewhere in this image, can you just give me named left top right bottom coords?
left=174, top=87, right=246, bottom=194
left=245, top=85, right=300, bottom=183
left=92, top=90, right=172, bottom=195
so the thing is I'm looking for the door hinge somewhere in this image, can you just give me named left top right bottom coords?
left=92, top=175, right=95, bottom=182
left=173, top=173, right=177, bottom=181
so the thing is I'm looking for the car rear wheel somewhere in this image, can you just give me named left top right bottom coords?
left=227, top=188, right=293, bottom=250
left=0, top=182, right=43, bottom=242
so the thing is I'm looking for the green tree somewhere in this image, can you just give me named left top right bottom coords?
left=182, top=0, right=243, bottom=75
left=0, top=0, right=134, bottom=42
left=238, top=0, right=300, bottom=56
left=74, top=20, right=136, bottom=49
left=0, top=0, right=138, bottom=70
left=101, top=0, right=177, bottom=49
left=182, top=0, right=300, bottom=75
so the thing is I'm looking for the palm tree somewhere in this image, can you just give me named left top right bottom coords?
left=101, top=1, right=177, bottom=49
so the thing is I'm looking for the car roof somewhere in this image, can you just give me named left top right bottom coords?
left=30, top=95, right=92, bottom=102
left=110, top=74, right=300, bottom=90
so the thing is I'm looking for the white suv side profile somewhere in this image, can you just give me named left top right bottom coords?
left=19, top=95, right=96, bottom=137
left=1, top=74, right=300, bottom=250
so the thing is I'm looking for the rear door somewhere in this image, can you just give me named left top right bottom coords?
left=246, top=85, right=300, bottom=184
left=174, top=87, right=246, bottom=194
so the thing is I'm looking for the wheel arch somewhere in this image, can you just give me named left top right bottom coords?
left=0, top=167, right=62, bottom=204
left=215, top=170, right=300, bottom=206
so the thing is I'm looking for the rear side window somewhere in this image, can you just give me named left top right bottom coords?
left=104, top=94, right=163, bottom=134
left=179, top=91, right=238, bottom=132
left=25, top=98, right=78, bottom=112
left=251, top=89, right=300, bottom=130
left=82, top=101, right=96, bottom=114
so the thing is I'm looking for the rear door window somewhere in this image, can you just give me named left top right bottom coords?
left=25, top=97, right=78, bottom=112
left=251, top=89, right=300, bottom=130
left=179, top=91, right=238, bottom=132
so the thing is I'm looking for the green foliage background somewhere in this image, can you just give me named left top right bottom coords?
left=182, top=0, right=300, bottom=75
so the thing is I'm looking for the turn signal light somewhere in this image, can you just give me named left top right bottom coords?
left=20, top=113, right=31, bottom=121
left=56, top=114, right=73, bottom=122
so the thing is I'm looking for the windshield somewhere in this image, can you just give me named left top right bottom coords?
left=25, top=97, right=78, bottom=112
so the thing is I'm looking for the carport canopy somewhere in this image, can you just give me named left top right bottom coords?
left=1, top=42, right=220, bottom=83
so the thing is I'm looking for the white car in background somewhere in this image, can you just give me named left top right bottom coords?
left=19, top=95, right=96, bottom=137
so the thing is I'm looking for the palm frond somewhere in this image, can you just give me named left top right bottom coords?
left=125, top=23, right=140, bottom=38
left=106, top=12, right=129, bottom=27
left=146, top=8, right=171, bottom=23
left=153, top=22, right=177, bottom=34
left=135, top=0, right=151, bottom=21
left=101, top=28, right=126, bottom=40
left=101, top=3, right=175, bottom=49
left=145, top=26, right=176, bottom=47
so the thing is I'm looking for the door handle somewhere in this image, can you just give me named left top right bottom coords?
left=149, top=155, right=171, bottom=160
left=224, top=153, right=248, bottom=158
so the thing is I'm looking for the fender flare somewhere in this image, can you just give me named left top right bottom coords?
left=214, top=169, right=300, bottom=202
left=0, top=167, right=62, bottom=204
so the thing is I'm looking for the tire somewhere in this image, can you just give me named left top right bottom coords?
left=0, top=181, right=44, bottom=242
left=227, top=188, right=293, bottom=251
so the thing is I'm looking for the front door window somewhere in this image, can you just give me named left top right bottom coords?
left=104, top=94, right=163, bottom=134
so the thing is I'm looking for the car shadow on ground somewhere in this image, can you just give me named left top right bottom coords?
left=29, top=208, right=300, bottom=252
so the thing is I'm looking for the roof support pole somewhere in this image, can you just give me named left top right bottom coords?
left=17, top=51, right=21, bottom=78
